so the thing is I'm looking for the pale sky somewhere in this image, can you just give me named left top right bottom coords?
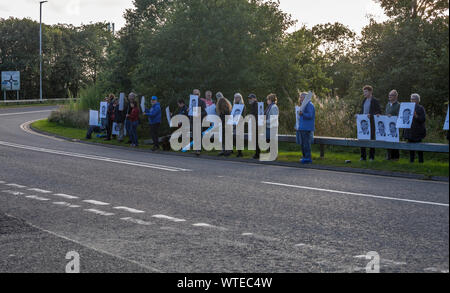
left=0, top=0, right=388, bottom=33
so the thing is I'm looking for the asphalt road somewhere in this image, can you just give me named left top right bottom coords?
left=0, top=106, right=448, bottom=273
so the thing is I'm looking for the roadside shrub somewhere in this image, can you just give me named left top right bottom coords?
left=48, top=105, right=88, bottom=129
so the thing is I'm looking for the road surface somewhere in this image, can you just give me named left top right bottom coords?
left=0, top=106, right=448, bottom=273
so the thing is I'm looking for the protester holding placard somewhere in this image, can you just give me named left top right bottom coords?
left=144, top=96, right=162, bottom=151
left=385, top=90, right=401, bottom=160
left=125, top=92, right=137, bottom=144
left=126, top=100, right=140, bottom=147
left=297, top=92, right=315, bottom=164
left=105, top=94, right=116, bottom=141
left=216, top=96, right=233, bottom=157
left=359, top=85, right=381, bottom=161
left=233, top=93, right=245, bottom=158
left=265, top=93, right=279, bottom=143
left=403, top=93, right=427, bottom=163
left=248, top=93, right=260, bottom=159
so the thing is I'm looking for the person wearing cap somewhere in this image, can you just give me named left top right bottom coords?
left=144, top=96, right=162, bottom=151
left=248, top=93, right=260, bottom=159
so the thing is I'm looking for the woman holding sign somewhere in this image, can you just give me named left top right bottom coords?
left=233, top=93, right=245, bottom=158
left=403, top=93, right=427, bottom=163
left=126, top=101, right=140, bottom=147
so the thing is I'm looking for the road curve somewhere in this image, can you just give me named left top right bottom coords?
left=0, top=106, right=448, bottom=273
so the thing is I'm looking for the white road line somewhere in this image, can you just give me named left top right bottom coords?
left=242, top=233, right=253, bottom=236
left=53, top=201, right=80, bottom=208
left=121, top=217, right=152, bottom=226
left=262, top=181, right=449, bottom=207
left=53, top=193, right=79, bottom=200
left=28, top=188, right=52, bottom=194
left=5, top=183, right=27, bottom=188
left=114, top=207, right=145, bottom=214
left=20, top=120, right=65, bottom=142
left=83, top=200, right=110, bottom=206
left=85, top=209, right=114, bottom=216
left=192, top=223, right=228, bottom=231
left=0, top=110, right=52, bottom=117
left=151, top=214, right=186, bottom=222
left=26, top=195, right=50, bottom=201
left=0, top=140, right=191, bottom=172
left=0, top=181, right=5, bottom=184
left=4, top=213, right=162, bottom=273
left=1, top=190, right=25, bottom=196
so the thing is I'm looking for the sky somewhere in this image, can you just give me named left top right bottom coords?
left=0, top=0, right=388, bottom=33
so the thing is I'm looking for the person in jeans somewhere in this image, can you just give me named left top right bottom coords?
left=105, top=95, right=117, bottom=141
left=125, top=92, right=137, bottom=144
left=359, top=85, right=381, bottom=161
left=248, top=93, right=260, bottom=159
left=297, top=92, right=315, bottom=164
left=403, top=93, right=427, bottom=163
left=384, top=89, right=401, bottom=160
left=126, top=101, right=140, bottom=147
left=145, top=96, right=162, bottom=151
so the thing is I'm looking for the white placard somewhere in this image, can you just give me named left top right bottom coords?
left=228, top=104, right=245, bottom=125
left=112, top=122, right=126, bottom=136
left=141, top=96, right=146, bottom=114
left=206, top=104, right=216, bottom=115
left=1, top=71, right=20, bottom=91
left=295, top=106, right=301, bottom=131
left=356, top=114, right=371, bottom=140
left=374, top=116, right=388, bottom=141
left=189, top=95, right=199, bottom=116
left=89, top=110, right=99, bottom=126
left=396, top=103, right=416, bottom=129
left=299, top=91, right=313, bottom=112
left=385, top=116, right=400, bottom=143
left=119, top=93, right=125, bottom=111
left=99, top=102, right=108, bottom=119
left=166, top=106, right=171, bottom=126
left=444, top=106, right=449, bottom=131
left=258, top=102, right=264, bottom=126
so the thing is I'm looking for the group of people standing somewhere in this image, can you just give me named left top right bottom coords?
left=359, top=85, right=427, bottom=163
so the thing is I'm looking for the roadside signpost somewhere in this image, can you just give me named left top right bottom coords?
left=1, top=71, right=20, bottom=101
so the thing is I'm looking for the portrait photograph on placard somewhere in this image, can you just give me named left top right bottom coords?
left=396, top=103, right=416, bottom=129
left=385, top=116, right=400, bottom=143
left=100, top=102, right=108, bottom=119
left=356, top=114, right=371, bottom=140
left=189, top=95, right=199, bottom=116
left=228, top=104, right=245, bottom=125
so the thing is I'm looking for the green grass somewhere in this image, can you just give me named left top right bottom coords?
left=32, top=119, right=449, bottom=178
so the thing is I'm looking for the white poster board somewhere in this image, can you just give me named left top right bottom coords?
left=299, top=91, right=313, bottom=112
left=295, top=106, right=301, bottom=131
left=206, top=104, right=216, bottom=115
left=119, top=93, right=125, bottom=111
left=166, top=106, right=171, bottom=126
left=1, top=71, right=20, bottom=91
left=228, top=104, right=245, bottom=125
left=444, top=106, right=449, bottom=131
left=99, top=102, right=108, bottom=119
left=385, top=116, right=400, bottom=143
left=141, top=96, right=146, bottom=114
left=356, top=114, right=371, bottom=140
left=396, top=103, right=416, bottom=129
left=189, top=95, right=199, bottom=116
left=89, top=110, right=99, bottom=126
left=112, top=122, right=127, bottom=136
left=258, top=102, right=264, bottom=126
left=374, top=116, right=387, bottom=141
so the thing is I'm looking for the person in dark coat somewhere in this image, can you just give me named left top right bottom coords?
left=105, top=94, right=116, bottom=141
left=216, top=96, right=233, bottom=156
left=248, top=93, right=260, bottom=159
left=359, top=85, right=382, bottom=161
left=403, top=93, right=427, bottom=163
left=385, top=89, right=401, bottom=160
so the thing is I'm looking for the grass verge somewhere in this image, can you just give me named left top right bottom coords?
left=32, top=119, right=449, bottom=178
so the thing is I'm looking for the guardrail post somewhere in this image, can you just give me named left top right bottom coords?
left=320, top=144, right=325, bottom=158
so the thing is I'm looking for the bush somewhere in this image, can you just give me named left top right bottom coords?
left=48, top=105, right=88, bottom=129
left=78, top=84, right=108, bottom=111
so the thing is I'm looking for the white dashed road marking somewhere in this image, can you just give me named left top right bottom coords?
left=53, top=193, right=79, bottom=200
left=28, top=188, right=52, bottom=194
left=5, top=183, right=27, bottom=188
left=83, top=200, right=110, bottom=206
left=53, top=202, right=80, bottom=208
left=2, top=190, right=25, bottom=196
left=26, top=195, right=50, bottom=201
left=121, top=217, right=152, bottom=226
left=192, top=223, right=228, bottom=231
left=152, top=214, right=186, bottom=222
left=85, top=209, right=114, bottom=216
left=114, top=207, right=145, bottom=214
left=262, top=181, right=449, bottom=207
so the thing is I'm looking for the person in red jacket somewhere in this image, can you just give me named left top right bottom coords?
left=126, top=101, right=140, bottom=147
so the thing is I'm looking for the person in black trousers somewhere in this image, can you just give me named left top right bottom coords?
left=248, top=93, right=260, bottom=159
left=105, top=94, right=116, bottom=141
left=403, top=93, right=427, bottom=163
left=360, top=85, right=381, bottom=161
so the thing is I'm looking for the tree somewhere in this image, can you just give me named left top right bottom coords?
left=375, top=0, right=449, bottom=21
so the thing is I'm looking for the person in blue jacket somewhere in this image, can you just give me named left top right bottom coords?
left=296, top=92, right=316, bottom=164
left=145, top=96, right=162, bottom=151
